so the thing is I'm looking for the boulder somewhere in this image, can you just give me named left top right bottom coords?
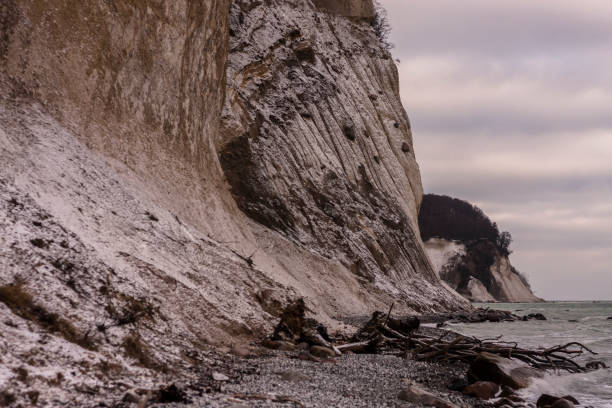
left=537, top=394, right=578, bottom=408
left=212, top=372, right=229, bottom=382
left=122, top=391, right=140, bottom=403
left=499, top=385, right=517, bottom=398
left=537, top=394, right=559, bottom=407
left=561, top=396, right=579, bottom=404
left=523, top=313, right=547, bottom=321
left=551, top=400, right=575, bottom=408
left=398, top=382, right=460, bottom=408
left=463, top=381, right=500, bottom=400
left=469, top=352, right=543, bottom=389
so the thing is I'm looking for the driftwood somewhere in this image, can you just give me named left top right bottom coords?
left=339, top=310, right=606, bottom=374
left=409, top=334, right=604, bottom=373
left=266, top=303, right=606, bottom=376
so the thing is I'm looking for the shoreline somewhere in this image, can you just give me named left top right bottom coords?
left=2, top=306, right=607, bottom=407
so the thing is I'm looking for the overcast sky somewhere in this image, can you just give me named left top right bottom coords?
left=381, top=0, right=612, bottom=300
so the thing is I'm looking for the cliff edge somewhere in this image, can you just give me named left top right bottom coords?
left=1, top=1, right=467, bottom=404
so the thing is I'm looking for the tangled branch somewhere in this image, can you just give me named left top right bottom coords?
left=340, top=311, right=606, bottom=374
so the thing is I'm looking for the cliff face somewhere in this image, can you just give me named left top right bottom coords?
left=1, top=0, right=239, bottom=236
left=1, top=0, right=467, bottom=404
left=424, top=238, right=542, bottom=303
left=220, top=0, right=462, bottom=313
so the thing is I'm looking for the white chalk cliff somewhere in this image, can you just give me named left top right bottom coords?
left=0, top=0, right=467, bottom=404
left=424, top=238, right=542, bottom=303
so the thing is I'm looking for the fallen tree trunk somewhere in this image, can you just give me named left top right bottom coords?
left=338, top=311, right=606, bottom=374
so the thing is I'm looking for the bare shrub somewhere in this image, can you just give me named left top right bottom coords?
left=371, top=1, right=394, bottom=50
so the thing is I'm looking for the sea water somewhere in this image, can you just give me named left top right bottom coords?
left=449, top=301, right=612, bottom=407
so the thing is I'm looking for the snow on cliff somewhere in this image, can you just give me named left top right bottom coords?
left=1, top=0, right=467, bottom=404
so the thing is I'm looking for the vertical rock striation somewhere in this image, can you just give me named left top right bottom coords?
left=0, top=1, right=469, bottom=403
left=220, top=0, right=466, bottom=312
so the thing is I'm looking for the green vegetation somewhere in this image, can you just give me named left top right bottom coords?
left=419, top=194, right=513, bottom=255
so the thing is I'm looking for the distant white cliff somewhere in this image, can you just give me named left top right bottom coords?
left=419, top=195, right=542, bottom=303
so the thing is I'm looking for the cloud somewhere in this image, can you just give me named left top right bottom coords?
left=380, top=0, right=612, bottom=299
left=383, top=0, right=612, bottom=58
left=396, top=53, right=612, bottom=133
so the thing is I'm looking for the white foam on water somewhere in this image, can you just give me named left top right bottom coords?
left=460, top=301, right=612, bottom=406
left=520, top=370, right=612, bottom=407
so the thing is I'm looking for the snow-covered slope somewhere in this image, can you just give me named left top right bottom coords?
left=1, top=0, right=468, bottom=403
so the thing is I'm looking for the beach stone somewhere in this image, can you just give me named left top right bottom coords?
left=523, top=313, right=547, bottom=321
left=310, top=345, right=336, bottom=358
left=212, top=372, right=229, bottom=381
left=561, top=396, right=579, bottom=404
left=537, top=395, right=558, bottom=407
left=464, top=381, right=500, bottom=399
left=607, top=316, right=612, bottom=320
left=398, top=382, right=460, bottom=408
left=551, top=400, right=574, bottom=408
left=500, top=385, right=517, bottom=398
left=469, top=352, right=542, bottom=389
left=494, top=398, right=522, bottom=407
left=537, top=394, right=577, bottom=408
left=122, top=390, right=140, bottom=403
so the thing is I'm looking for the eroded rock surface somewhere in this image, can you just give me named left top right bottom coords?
left=1, top=0, right=468, bottom=404
left=221, top=0, right=465, bottom=313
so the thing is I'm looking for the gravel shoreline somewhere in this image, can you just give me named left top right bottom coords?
left=138, top=326, right=498, bottom=408
left=168, top=348, right=489, bottom=408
